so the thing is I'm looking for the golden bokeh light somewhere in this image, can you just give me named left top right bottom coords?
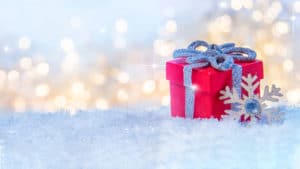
left=219, top=1, right=228, bottom=9
left=165, top=20, right=177, bottom=33
left=60, top=37, right=75, bottom=53
left=242, top=0, right=253, bottom=9
left=13, top=97, right=27, bottom=113
left=252, top=10, right=263, bottom=22
left=272, top=21, right=289, bottom=37
left=287, top=89, right=300, bottom=104
left=71, top=81, right=85, bottom=96
left=61, top=52, right=79, bottom=73
left=54, top=95, right=67, bottom=108
left=231, top=0, right=243, bottom=10
left=153, top=39, right=176, bottom=57
left=18, top=36, right=31, bottom=50
left=95, top=98, right=109, bottom=110
left=117, top=89, right=129, bottom=101
left=264, top=1, right=282, bottom=23
left=7, top=70, right=20, bottom=82
left=90, top=73, right=107, bottom=85
left=36, top=62, right=50, bottom=76
left=142, top=80, right=156, bottom=94
left=208, top=15, right=232, bottom=33
left=283, top=59, right=294, bottom=72
left=0, top=70, right=6, bottom=90
left=161, top=95, right=170, bottom=106
left=35, top=84, right=50, bottom=98
left=117, top=72, right=130, bottom=84
left=19, top=57, right=33, bottom=70
left=263, top=43, right=276, bottom=56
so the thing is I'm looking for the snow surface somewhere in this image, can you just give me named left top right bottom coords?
left=0, top=106, right=300, bottom=169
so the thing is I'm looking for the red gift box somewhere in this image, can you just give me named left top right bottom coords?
left=166, top=58, right=264, bottom=119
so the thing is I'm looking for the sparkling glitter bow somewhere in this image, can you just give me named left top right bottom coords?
left=173, top=40, right=257, bottom=118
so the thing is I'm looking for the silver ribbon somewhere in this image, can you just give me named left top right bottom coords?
left=173, top=40, right=256, bottom=118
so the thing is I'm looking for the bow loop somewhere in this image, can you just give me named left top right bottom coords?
left=188, top=40, right=209, bottom=50
left=186, top=54, right=208, bottom=64
left=173, top=49, right=202, bottom=59
left=223, top=47, right=256, bottom=61
left=219, top=43, right=235, bottom=50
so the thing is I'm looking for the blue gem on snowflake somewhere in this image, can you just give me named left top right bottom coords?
left=219, top=74, right=284, bottom=124
left=244, top=98, right=261, bottom=115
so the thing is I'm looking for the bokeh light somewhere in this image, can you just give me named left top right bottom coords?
left=115, top=18, right=128, bottom=34
left=35, top=62, right=50, bottom=76
left=7, top=70, right=19, bottom=82
left=18, top=36, right=31, bottom=50
left=95, top=98, right=109, bottom=110
left=294, top=1, right=300, bottom=12
left=142, top=80, right=156, bottom=94
left=35, top=84, right=50, bottom=98
left=165, top=20, right=177, bottom=33
left=19, top=57, right=33, bottom=70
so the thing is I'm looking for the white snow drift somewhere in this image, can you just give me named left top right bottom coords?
left=0, top=106, right=300, bottom=169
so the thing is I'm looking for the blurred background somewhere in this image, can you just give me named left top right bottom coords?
left=0, top=0, right=299, bottom=114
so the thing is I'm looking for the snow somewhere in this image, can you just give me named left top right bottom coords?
left=0, top=106, right=300, bottom=169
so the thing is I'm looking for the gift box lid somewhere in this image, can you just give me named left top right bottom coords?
left=166, top=57, right=264, bottom=94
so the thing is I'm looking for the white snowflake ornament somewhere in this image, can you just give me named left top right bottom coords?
left=219, top=74, right=283, bottom=124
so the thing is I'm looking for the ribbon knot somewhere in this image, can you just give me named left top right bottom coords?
left=209, top=44, right=222, bottom=53
left=172, top=40, right=257, bottom=118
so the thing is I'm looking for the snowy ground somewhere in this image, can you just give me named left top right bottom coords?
left=0, top=106, right=300, bottom=169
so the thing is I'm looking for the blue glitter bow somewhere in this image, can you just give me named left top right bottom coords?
left=173, top=40, right=256, bottom=118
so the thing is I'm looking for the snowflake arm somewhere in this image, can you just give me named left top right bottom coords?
left=241, top=74, right=259, bottom=97
left=261, top=85, right=283, bottom=102
left=222, top=110, right=243, bottom=120
left=219, top=86, right=243, bottom=104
